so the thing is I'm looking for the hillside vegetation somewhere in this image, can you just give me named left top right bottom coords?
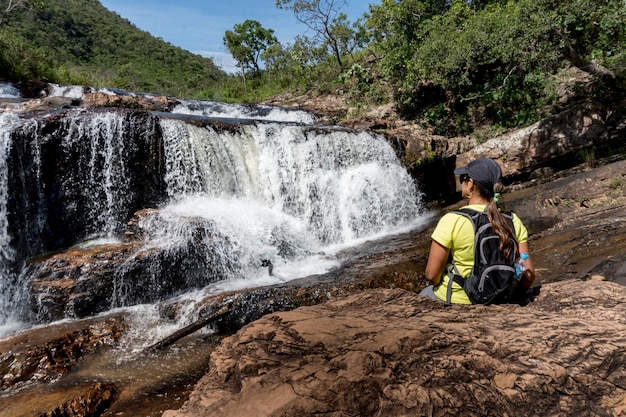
left=0, top=0, right=225, bottom=98
left=1, top=0, right=625, bottom=137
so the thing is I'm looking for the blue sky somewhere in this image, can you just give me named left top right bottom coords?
left=99, top=1, right=376, bottom=73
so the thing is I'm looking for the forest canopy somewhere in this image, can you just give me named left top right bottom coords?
left=363, top=0, right=625, bottom=133
left=1, top=0, right=624, bottom=135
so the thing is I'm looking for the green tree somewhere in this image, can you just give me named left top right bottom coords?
left=369, top=0, right=625, bottom=133
left=366, top=0, right=451, bottom=82
left=224, top=19, right=279, bottom=76
left=1, top=0, right=223, bottom=96
left=414, top=0, right=625, bottom=106
left=276, top=0, right=356, bottom=69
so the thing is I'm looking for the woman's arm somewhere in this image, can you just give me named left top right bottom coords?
left=518, top=241, right=536, bottom=288
left=425, top=240, right=450, bottom=286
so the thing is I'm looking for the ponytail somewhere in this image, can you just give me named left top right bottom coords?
left=476, top=182, right=517, bottom=260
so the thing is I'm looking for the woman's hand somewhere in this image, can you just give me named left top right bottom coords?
left=521, top=268, right=535, bottom=289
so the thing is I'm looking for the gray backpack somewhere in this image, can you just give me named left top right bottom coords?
left=445, top=208, right=519, bottom=305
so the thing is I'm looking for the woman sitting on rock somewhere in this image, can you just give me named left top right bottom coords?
left=420, top=157, right=536, bottom=304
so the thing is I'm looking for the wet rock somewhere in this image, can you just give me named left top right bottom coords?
left=0, top=315, right=125, bottom=391
left=0, top=382, right=119, bottom=417
left=26, top=209, right=236, bottom=321
left=27, top=242, right=143, bottom=321
left=40, top=383, right=118, bottom=417
left=82, top=91, right=179, bottom=112
left=164, top=281, right=626, bottom=417
left=6, top=108, right=167, bottom=259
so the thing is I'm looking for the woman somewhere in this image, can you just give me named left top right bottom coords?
left=421, top=157, right=535, bottom=304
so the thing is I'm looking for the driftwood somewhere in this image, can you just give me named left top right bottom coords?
left=145, top=305, right=230, bottom=352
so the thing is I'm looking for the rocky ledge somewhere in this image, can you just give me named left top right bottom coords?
left=164, top=280, right=626, bottom=417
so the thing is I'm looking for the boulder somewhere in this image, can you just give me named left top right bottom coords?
left=82, top=91, right=179, bottom=112
left=388, top=101, right=624, bottom=203
left=456, top=102, right=622, bottom=179
left=27, top=208, right=236, bottom=321
left=164, top=281, right=626, bottom=417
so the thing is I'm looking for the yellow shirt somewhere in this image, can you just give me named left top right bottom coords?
left=431, top=204, right=529, bottom=304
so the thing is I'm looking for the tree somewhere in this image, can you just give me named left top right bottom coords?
left=412, top=0, right=625, bottom=98
left=276, top=0, right=356, bottom=69
left=223, top=19, right=279, bottom=77
left=1, top=0, right=42, bottom=13
left=366, top=0, right=451, bottom=81
left=368, top=0, right=625, bottom=133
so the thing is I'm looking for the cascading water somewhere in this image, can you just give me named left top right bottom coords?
left=68, top=111, right=134, bottom=237
left=0, top=82, right=20, bottom=98
left=0, top=109, right=150, bottom=335
left=0, top=84, right=425, bottom=342
left=154, top=119, right=422, bottom=280
left=0, top=114, right=20, bottom=336
left=172, top=98, right=317, bottom=124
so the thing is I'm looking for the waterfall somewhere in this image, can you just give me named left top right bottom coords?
left=0, top=115, right=16, bottom=263
left=71, top=111, right=133, bottom=237
left=0, top=88, right=425, bottom=338
left=0, top=110, right=143, bottom=334
left=108, top=118, right=423, bottom=304
left=161, top=120, right=421, bottom=243
left=0, top=82, right=20, bottom=98
left=0, top=114, right=21, bottom=336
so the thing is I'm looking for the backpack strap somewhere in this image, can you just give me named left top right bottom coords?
left=458, top=207, right=517, bottom=261
left=443, top=208, right=481, bottom=304
left=445, top=263, right=465, bottom=304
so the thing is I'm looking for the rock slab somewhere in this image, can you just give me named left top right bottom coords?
left=165, top=280, right=626, bottom=417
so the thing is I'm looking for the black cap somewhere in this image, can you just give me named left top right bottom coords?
left=454, top=158, right=502, bottom=190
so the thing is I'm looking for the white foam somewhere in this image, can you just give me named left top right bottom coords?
left=173, top=99, right=316, bottom=124
left=0, top=83, right=20, bottom=98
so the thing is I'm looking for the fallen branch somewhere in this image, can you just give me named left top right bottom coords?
left=145, top=305, right=231, bottom=352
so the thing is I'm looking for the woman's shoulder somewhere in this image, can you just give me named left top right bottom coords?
left=460, top=204, right=487, bottom=212
left=438, top=207, right=480, bottom=227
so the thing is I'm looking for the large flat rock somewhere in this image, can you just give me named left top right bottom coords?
left=165, top=280, right=626, bottom=417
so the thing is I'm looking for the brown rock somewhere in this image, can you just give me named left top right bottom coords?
left=0, top=382, right=118, bottom=417
left=18, top=96, right=77, bottom=112
left=0, top=315, right=125, bottom=391
left=26, top=208, right=233, bottom=321
left=455, top=102, right=621, bottom=180
left=82, top=91, right=179, bottom=112
left=165, top=281, right=626, bottom=417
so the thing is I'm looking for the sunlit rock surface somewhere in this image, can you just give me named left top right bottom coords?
left=165, top=281, right=626, bottom=417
